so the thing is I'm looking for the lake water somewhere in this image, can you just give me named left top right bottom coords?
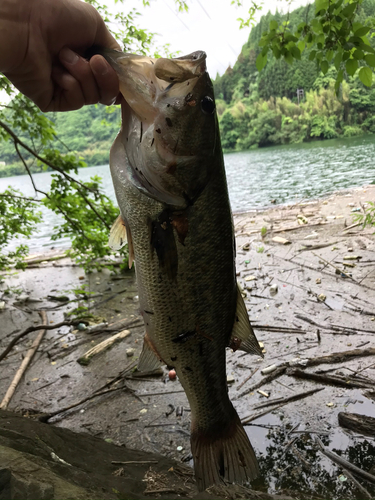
left=1, top=134, right=375, bottom=252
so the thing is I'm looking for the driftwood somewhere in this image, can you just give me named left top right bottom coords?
left=77, top=329, right=130, bottom=365
left=338, top=412, right=375, bottom=437
left=297, top=348, right=375, bottom=367
left=253, top=387, right=325, bottom=410
left=287, top=368, right=375, bottom=389
left=315, top=437, right=375, bottom=485
left=0, top=311, right=47, bottom=410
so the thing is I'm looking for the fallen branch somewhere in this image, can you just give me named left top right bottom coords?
left=295, top=314, right=375, bottom=335
left=112, top=460, right=158, bottom=465
left=235, top=366, right=287, bottom=399
left=39, top=385, right=125, bottom=423
left=251, top=324, right=307, bottom=334
left=311, top=251, right=355, bottom=280
left=298, top=348, right=375, bottom=367
left=315, top=437, right=375, bottom=485
left=236, top=367, right=259, bottom=391
left=241, top=402, right=287, bottom=424
left=0, top=311, right=47, bottom=410
left=77, top=329, right=130, bottom=365
left=338, top=412, right=375, bottom=437
left=253, top=387, right=324, bottom=410
left=0, top=319, right=79, bottom=362
left=287, top=368, right=375, bottom=389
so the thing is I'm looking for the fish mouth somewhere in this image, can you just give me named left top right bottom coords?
left=91, top=48, right=207, bottom=123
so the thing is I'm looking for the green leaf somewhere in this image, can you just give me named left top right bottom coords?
left=334, top=51, right=342, bottom=70
left=359, top=66, right=372, bottom=87
left=353, top=49, right=364, bottom=60
left=297, top=41, right=306, bottom=53
left=365, top=54, right=375, bottom=67
left=256, top=53, right=267, bottom=72
left=346, top=58, right=358, bottom=76
left=321, top=60, right=329, bottom=74
left=285, top=50, right=294, bottom=65
left=354, top=26, right=371, bottom=37
left=309, top=50, right=317, bottom=61
left=315, top=0, right=329, bottom=14
left=326, top=49, right=334, bottom=62
left=269, top=20, right=278, bottom=31
left=342, top=2, right=356, bottom=18
left=290, top=46, right=301, bottom=60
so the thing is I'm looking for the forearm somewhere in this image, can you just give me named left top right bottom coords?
left=0, top=0, right=31, bottom=73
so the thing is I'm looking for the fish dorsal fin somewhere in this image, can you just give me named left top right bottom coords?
left=229, top=283, right=264, bottom=357
left=109, top=215, right=127, bottom=250
left=109, top=215, right=135, bottom=269
left=137, top=333, right=164, bottom=372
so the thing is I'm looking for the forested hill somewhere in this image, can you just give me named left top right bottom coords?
left=213, top=0, right=375, bottom=151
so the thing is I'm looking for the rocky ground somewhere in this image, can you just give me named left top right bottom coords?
left=0, top=184, right=375, bottom=500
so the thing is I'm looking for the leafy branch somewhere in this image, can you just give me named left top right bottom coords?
left=256, top=0, right=375, bottom=91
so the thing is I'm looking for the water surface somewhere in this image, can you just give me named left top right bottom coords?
left=1, top=134, right=374, bottom=251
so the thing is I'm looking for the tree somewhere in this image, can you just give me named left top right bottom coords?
left=0, top=0, right=175, bottom=278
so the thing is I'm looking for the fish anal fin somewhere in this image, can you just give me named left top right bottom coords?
left=137, top=333, right=164, bottom=372
left=191, top=409, right=259, bottom=491
left=229, top=283, right=263, bottom=357
left=108, top=214, right=135, bottom=269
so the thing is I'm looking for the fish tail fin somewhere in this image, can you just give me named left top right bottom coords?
left=191, top=410, right=259, bottom=491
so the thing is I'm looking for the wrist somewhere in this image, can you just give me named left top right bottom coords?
left=0, top=0, right=33, bottom=73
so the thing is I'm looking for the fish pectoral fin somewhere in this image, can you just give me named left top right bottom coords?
left=109, top=215, right=127, bottom=250
left=108, top=215, right=135, bottom=269
left=137, top=333, right=164, bottom=372
left=229, top=282, right=264, bottom=357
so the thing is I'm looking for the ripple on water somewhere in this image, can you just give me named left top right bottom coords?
left=1, top=134, right=375, bottom=250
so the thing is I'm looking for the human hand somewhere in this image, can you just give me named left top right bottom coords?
left=0, top=0, right=121, bottom=112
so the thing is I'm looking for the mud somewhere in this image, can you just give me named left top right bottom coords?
left=1, top=184, right=375, bottom=499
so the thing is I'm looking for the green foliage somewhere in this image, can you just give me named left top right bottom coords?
left=257, top=0, right=375, bottom=93
left=0, top=188, right=42, bottom=276
left=353, top=201, right=375, bottom=230
left=0, top=0, right=181, bottom=275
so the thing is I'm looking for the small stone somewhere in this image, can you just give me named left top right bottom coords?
left=245, top=275, right=257, bottom=282
left=77, top=323, right=87, bottom=331
left=140, top=408, right=147, bottom=414
left=126, top=348, right=135, bottom=357
left=177, top=446, right=183, bottom=452
left=169, top=369, right=177, bottom=380
left=269, top=284, right=278, bottom=296
left=316, top=278, right=321, bottom=284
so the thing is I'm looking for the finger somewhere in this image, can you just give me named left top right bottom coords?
left=90, top=55, right=120, bottom=105
left=59, top=47, right=100, bottom=105
left=49, top=67, right=86, bottom=112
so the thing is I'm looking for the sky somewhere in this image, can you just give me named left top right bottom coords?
left=116, top=0, right=310, bottom=77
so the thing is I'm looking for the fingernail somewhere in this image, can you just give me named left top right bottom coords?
left=60, top=48, right=79, bottom=65
left=92, top=57, right=109, bottom=76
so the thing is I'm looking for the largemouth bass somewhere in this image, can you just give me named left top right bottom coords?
left=98, top=48, right=263, bottom=490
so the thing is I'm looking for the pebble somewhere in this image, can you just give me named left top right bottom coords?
left=126, top=348, right=135, bottom=357
left=169, top=369, right=177, bottom=380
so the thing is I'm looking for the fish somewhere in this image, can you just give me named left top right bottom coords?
left=97, top=47, right=263, bottom=491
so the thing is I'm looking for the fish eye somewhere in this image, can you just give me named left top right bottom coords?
left=201, top=96, right=215, bottom=115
